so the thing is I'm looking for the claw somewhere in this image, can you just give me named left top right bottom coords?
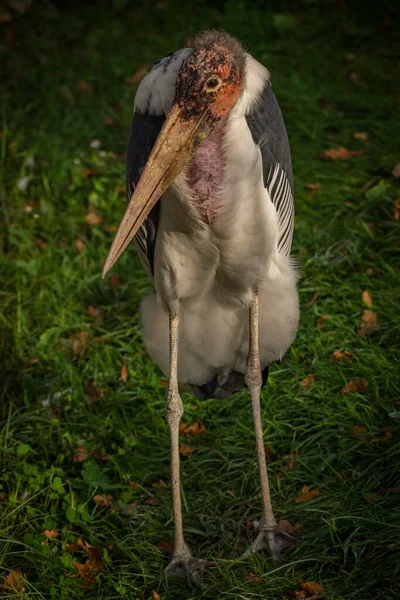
left=242, top=522, right=299, bottom=566
left=164, top=544, right=211, bottom=585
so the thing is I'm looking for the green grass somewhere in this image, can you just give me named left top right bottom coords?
left=1, top=1, right=400, bottom=598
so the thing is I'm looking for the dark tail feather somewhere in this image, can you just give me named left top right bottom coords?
left=189, top=366, right=269, bottom=400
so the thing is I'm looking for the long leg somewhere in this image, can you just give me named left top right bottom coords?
left=244, top=289, right=296, bottom=565
left=164, top=307, right=207, bottom=580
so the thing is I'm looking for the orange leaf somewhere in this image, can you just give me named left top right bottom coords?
left=246, top=573, right=263, bottom=585
left=85, top=211, right=102, bottom=226
left=0, top=569, right=26, bottom=593
left=300, top=374, right=315, bottom=388
left=120, top=364, right=128, bottom=383
left=278, top=519, right=302, bottom=534
left=353, top=132, right=368, bottom=141
left=93, top=494, right=113, bottom=508
left=341, top=378, right=369, bottom=393
left=304, top=182, right=321, bottom=191
left=103, top=116, right=116, bottom=126
left=349, top=424, right=368, bottom=438
left=75, top=238, right=85, bottom=253
left=129, top=480, right=140, bottom=488
left=84, top=380, right=104, bottom=406
left=294, top=486, right=319, bottom=503
left=44, top=529, right=58, bottom=539
left=152, top=591, right=161, bottom=600
left=71, top=331, right=89, bottom=357
left=362, top=290, right=373, bottom=307
left=124, top=65, right=149, bottom=85
left=86, top=305, right=100, bottom=317
left=300, top=581, right=324, bottom=596
left=179, top=444, right=194, bottom=456
left=156, top=539, right=174, bottom=554
left=357, top=309, right=378, bottom=335
left=179, top=421, right=206, bottom=436
left=317, top=314, right=330, bottom=329
left=23, top=356, right=40, bottom=366
left=73, top=442, right=88, bottom=463
left=109, top=273, right=121, bottom=290
left=330, top=349, right=352, bottom=361
left=144, top=496, right=160, bottom=505
left=283, top=447, right=299, bottom=470
left=322, top=146, right=363, bottom=160
left=83, top=168, right=98, bottom=177
left=392, top=163, right=400, bottom=177
left=152, top=479, right=166, bottom=489
left=392, top=198, right=400, bottom=221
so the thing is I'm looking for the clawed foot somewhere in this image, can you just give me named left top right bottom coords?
left=165, top=543, right=212, bottom=585
left=242, top=520, right=299, bottom=566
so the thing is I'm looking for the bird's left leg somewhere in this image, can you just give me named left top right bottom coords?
left=164, top=306, right=208, bottom=582
left=243, top=288, right=297, bottom=566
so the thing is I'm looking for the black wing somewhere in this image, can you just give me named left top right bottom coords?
left=125, top=112, right=165, bottom=278
left=245, top=81, right=294, bottom=256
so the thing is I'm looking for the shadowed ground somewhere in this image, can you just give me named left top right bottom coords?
left=1, top=1, right=399, bottom=598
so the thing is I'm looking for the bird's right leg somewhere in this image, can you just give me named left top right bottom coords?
left=164, top=307, right=207, bottom=582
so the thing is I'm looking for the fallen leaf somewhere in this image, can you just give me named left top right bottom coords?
left=300, top=374, right=315, bottom=388
left=371, top=427, right=393, bottom=444
left=392, top=197, right=400, bottom=221
left=73, top=558, right=102, bottom=590
left=76, top=537, right=94, bottom=551
left=349, top=425, right=368, bottom=438
left=322, top=146, right=364, bottom=160
left=124, top=65, right=149, bottom=85
left=278, top=519, right=302, bottom=534
left=93, top=494, right=113, bottom=508
left=157, top=539, right=174, bottom=554
left=103, top=116, right=116, bottom=126
left=75, top=238, right=85, bottom=253
left=34, top=238, right=48, bottom=249
left=109, top=273, right=121, bottom=290
left=84, top=381, right=105, bottom=406
left=0, top=569, right=26, bottom=593
left=301, top=292, right=318, bottom=308
left=304, top=182, right=321, bottom=191
left=362, top=290, right=373, bottom=307
left=71, top=331, right=89, bottom=357
left=44, top=529, right=58, bottom=539
left=73, top=442, right=88, bottom=463
left=160, top=378, right=168, bottom=387
left=357, top=310, right=378, bottom=335
left=330, top=349, right=352, bottom=361
left=300, top=581, right=324, bottom=596
left=83, top=168, right=98, bottom=177
left=354, top=132, right=368, bottom=141
left=317, top=314, right=330, bottom=329
left=152, top=479, right=166, bottom=489
left=120, top=364, right=128, bottom=383
left=245, top=573, right=263, bottom=585
left=120, top=502, right=137, bottom=516
left=392, top=163, right=400, bottom=178
left=115, top=185, right=126, bottom=195
left=179, top=421, right=206, bottom=436
left=85, top=211, right=102, bottom=226
left=129, top=480, right=140, bottom=488
left=23, top=356, right=40, bottom=366
left=179, top=444, right=194, bottom=456
left=86, top=305, right=100, bottom=317
left=283, top=447, right=299, bottom=470
left=152, top=591, right=161, bottom=600
left=294, top=486, right=320, bottom=503
left=341, top=378, right=369, bottom=393
left=77, top=80, right=93, bottom=94
left=144, top=497, right=160, bottom=505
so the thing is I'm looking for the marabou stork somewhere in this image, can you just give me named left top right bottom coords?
left=103, top=30, right=299, bottom=578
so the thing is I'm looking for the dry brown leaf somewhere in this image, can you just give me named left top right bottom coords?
left=301, top=292, right=319, bottom=308
left=75, top=238, right=85, bottom=253
left=322, top=146, right=363, bottom=160
left=120, top=364, right=128, bottom=383
left=109, top=273, right=121, bottom=290
left=300, top=374, right=315, bottom=388
left=129, top=480, right=140, bottom=488
left=392, top=197, right=400, bottom=221
left=362, top=290, right=373, bottom=307
left=76, top=537, right=94, bottom=551
left=34, top=238, right=48, bottom=249
left=152, top=591, right=161, bottom=600
left=83, top=168, right=98, bottom=177
left=357, top=309, right=378, bottom=335
left=86, top=305, right=100, bottom=317
left=115, top=185, right=126, bottom=195
left=71, top=331, right=89, bottom=357
left=300, top=581, right=324, bottom=596
left=330, top=349, right=352, bottom=361
left=278, top=519, right=302, bottom=534
left=179, top=421, right=206, bottom=436
left=179, top=444, right=194, bottom=456
left=245, top=573, right=263, bottom=585
left=124, top=65, right=149, bottom=85
left=283, top=448, right=299, bottom=470
left=85, top=211, right=102, bottom=226
left=342, top=378, right=369, bottom=393
left=44, top=529, right=58, bottom=539
left=304, top=182, right=321, bottom=192
left=160, top=378, right=168, bottom=387
left=84, top=380, right=104, bottom=406
left=73, top=442, right=88, bottom=463
left=103, top=116, right=116, bottom=126
left=73, top=558, right=101, bottom=590
left=77, top=80, right=93, bottom=94
left=371, top=427, right=393, bottom=444
left=157, top=539, right=174, bottom=554
left=317, top=314, right=330, bottom=329
left=23, top=356, right=40, bottom=366
left=354, top=132, right=368, bottom=141
left=294, top=486, right=319, bottom=503
left=0, top=569, right=26, bottom=593
left=152, top=479, right=166, bottom=489
left=144, top=496, right=160, bottom=505
left=93, top=494, right=113, bottom=508
left=392, top=163, right=400, bottom=178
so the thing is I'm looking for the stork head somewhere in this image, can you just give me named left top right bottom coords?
left=102, top=31, right=245, bottom=277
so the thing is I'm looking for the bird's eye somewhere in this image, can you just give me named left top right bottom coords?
left=205, top=76, right=220, bottom=91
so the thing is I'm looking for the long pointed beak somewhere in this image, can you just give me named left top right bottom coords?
left=102, top=104, right=216, bottom=278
